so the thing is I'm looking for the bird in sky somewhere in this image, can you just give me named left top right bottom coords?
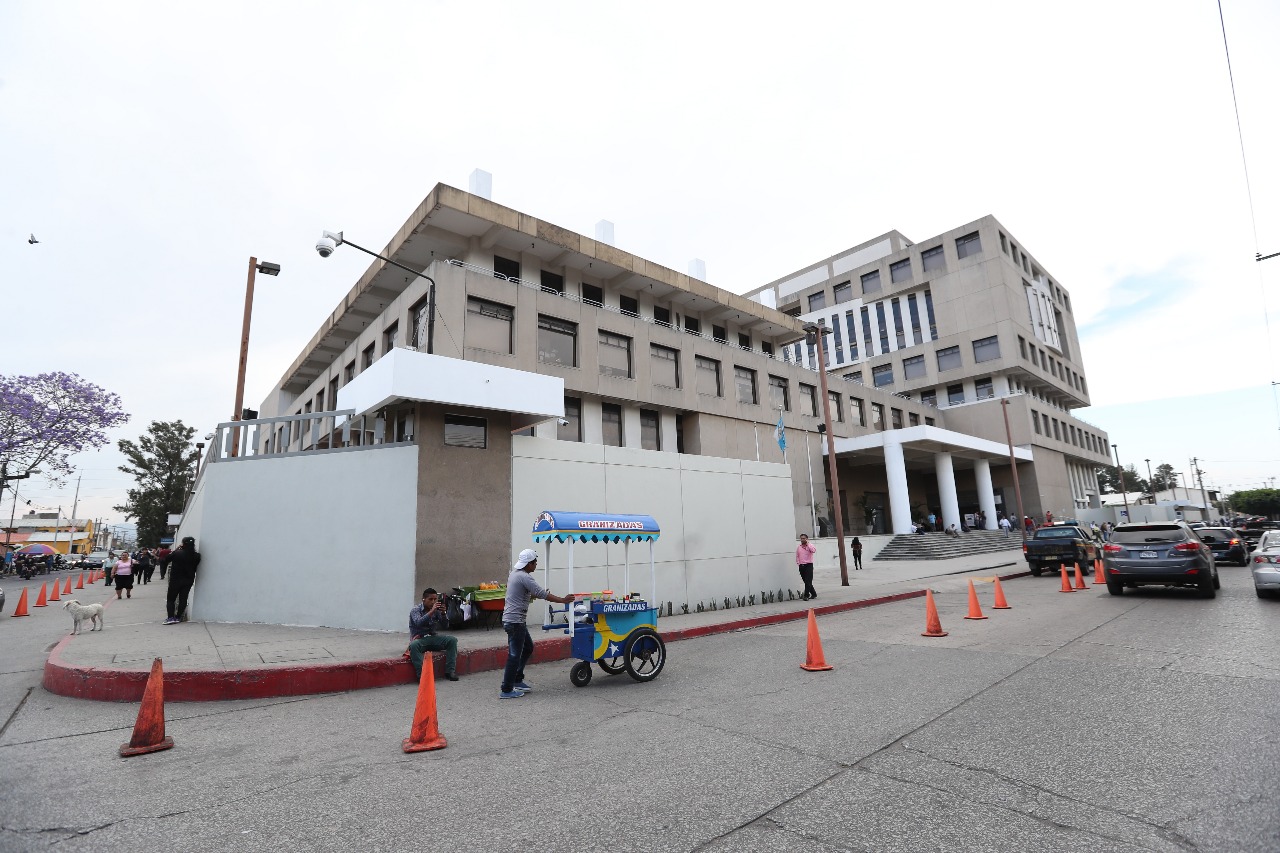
left=28, top=234, right=39, bottom=244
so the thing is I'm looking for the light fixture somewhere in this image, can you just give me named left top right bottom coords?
left=256, top=261, right=281, bottom=276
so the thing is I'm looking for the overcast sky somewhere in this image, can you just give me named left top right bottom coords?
left=3, top=1, right=1278, bottom=528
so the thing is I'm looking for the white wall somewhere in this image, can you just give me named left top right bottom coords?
left=178, top=446, right=419, bottom=632
left=510, top=437, right=795, bottom=620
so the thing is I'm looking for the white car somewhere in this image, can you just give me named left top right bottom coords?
left=1251, top=531, right=1280, bottom=598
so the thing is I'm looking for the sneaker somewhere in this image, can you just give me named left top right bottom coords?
left=163, top=617, right=179, bottom=625
left=499, top=690, right=526, bottom=699
left=513, top=681, right=533, bottom=692
left=443, top=672, right=459, bottom=682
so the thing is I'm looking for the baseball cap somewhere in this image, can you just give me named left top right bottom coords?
left=514, top=549, right=538, bottom=570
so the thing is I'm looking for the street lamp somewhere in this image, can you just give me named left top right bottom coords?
left=316, top=230, right=436, bottom=355
left=803, top=320, right=850, bottom=586
left=1144, top=458, right=1154, bottom=504
left=2, top=465, right=40, bottom=551
left=231, top=257, right=281, bottom=457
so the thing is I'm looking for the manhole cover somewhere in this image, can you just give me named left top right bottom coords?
left=259, top=648, right=335, bottom=664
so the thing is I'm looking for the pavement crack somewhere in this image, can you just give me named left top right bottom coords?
left=0, top=686, right=34, bottom=740
left=688, top=766, right=849, bottom=852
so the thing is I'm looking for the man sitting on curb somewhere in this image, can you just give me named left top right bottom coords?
left=404, top=588, right=459, bottom=683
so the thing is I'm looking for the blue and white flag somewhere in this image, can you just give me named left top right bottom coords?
left=773, top=412, right=786, bottom=451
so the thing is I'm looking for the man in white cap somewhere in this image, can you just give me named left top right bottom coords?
left=500, top=549, right=574, bottom=698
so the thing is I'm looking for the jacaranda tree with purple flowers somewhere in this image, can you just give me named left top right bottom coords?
left=0, top=372, right=129, bottom=482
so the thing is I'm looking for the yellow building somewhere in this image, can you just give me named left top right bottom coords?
left=2, top=512, right=96, bottom=555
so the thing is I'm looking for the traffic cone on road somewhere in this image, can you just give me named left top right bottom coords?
left=119, top=659, right=175, bottom=757
left=34, top=583, right=49, bottom=607
left=402, top=659, right=448, bottom=753
left=991, top=577, right=1012, bottom=609
left=75, top=573, right=85, bottom=590
left=49, top=580, right=61, bottom=602
left=1059, top=567, right=1074, bottom=593
left=799, top=609, right=834, bottom=671
left=921, top=589, right=949, bottom=637
left=9, top=588, right=29, bottom=617
left=1073, top=564, right=1088, bottom=591
left=1093, top=558, right=1107, bottom=586
left=963, top=580, right=988, bottom=620
left=63, top=576, right=73, bottom=595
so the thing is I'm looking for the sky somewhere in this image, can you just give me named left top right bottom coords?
left=2, top=1, right=1278, bottom=528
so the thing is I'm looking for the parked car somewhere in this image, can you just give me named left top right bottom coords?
left=1239, top=520, right=1280, bottom=550
left=1250, top=535, right=1280, bottom=598
left=1101, top=521, right=1219, bottom=598
left=1195, top=527, right=1250, bottom=566
left=69, top=555, right=104, bottom=570
left=1024, top=524, right=1098, bottom=576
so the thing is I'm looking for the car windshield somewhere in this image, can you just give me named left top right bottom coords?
left=1112, top=526, right=1186, bottom=544
left=1198, top=528, right=1233, bottom=542
left=1034, top=528, right=1079, bottom=538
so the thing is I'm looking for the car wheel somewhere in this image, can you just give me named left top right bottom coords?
left=1029, top=565, right=1043, bottom=577
left=1213, top=569, right=1221, bottom=589
left=1196, top=569, right=1216, bottom=599
left=1105, top=575, right=1124, bottom=596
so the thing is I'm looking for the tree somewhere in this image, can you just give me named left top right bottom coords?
left=0, top=372, right=129, bottom=482
left=114, top=420, right=199, bottom=547
left=1230, top=489, right=1280, bottom=519
left=1153, top=463, right=1177, bottom=494
left=1097, top=464, right=1143, bottom=494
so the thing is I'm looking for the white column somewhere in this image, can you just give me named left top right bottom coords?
left=622, top=407, right=642, bottom=449
left=974, top=458, right=997, bottom=529
left=582, top=399, right=604, bottom=444
left=884, top=439, right=913, bottom=534
left=659, top=411, right=678, bottom=453
left=935, top=452, right=961, bottom=531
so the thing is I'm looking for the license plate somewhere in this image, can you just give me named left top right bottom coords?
left=1139, top=551, right=1158, bottom=559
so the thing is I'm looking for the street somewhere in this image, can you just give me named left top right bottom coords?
left=1, top=566, right=1277, bottom=852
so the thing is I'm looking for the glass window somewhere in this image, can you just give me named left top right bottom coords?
left=1032, top=410, right=1041, bottom=434
left=1052, top=419, right=1061, bottom=440
left=538, top=316, right=577, bottom=366
left=975, top=377, right=994, bottom=400
left=890, top=258, right=912, bottom=283
left=833, top=282, right=852, bottom=304
left=845, top=370, right=863, bottom=384
left=872, top=363, right=894, bottom=387
left=925, top=416, right=935, bottom=426
left=410, top=296, right=431, bottom=349
left=328, top=376, right=339, bottom=409
left=598, top=331, right=632, bottom=378
left=560, top=397, right=581, bottom=441
left=921, top=245, right=945, bottom=273
left=738, top=333, right=751, bottom=349
left=860, top=306, right=874, bottom=354
left=581, top=283, right=603, bottom=307
left=851, top=397, right=866, bottom=427
left=493, top=255, right=520, bottom=280
left=876, top=302, right=889, bottom=353
left=601, top=403, right=623, bottom=447
left=808, top=292, right=826, bottom=312
left=619, top=295, right=638, bottom=317
left=909, top=412, right=920, bottom=426
left=871, top=403, right=884, bottom=430
left=684, top=316, right=701, bottom=335
left=651, top=344, right=680, bottom=388
left=653, top=305, right=671, bottom=327
left=903, top=354, right=926, bottom=380
left=891, top=408, right=904, bottom=429
left=973, top=335, right=1001, bottom=363
left=955, top=232, right=982, bottom=259
left=800, top=383, right=818, bottom=417
left=362, top=343, right=375, bottom=370
left=695, top=356, right=721, bottom=396
left=937, top=345, right=961, bottom=372
left=891, top=298, right=906, bottom=348
left=467, top=297, right=514, bottom=354
left=920, top=389, right=937, bottom=408
left=844, top=311, right=859, bottom=360
left=444, top=414, right=486, bottom=449
left=762, top=341, right=773, bottom=356
left=344, top=361, right=355, bottom=383
left=947, top=384, right=965, bottom=405
left=735, top=366, right=758, bottom=404
left=1018, top=336, right=1027, bottom=359
left=769, top=375, right=790, bottom=411
left=541, top=271, right=565, bottom=294
left=828, top=392, right=843, bottom=422
left=640, top=409, right=660, bottom=451
left=713, top=325, right=727, bottom=344
left=1000, top=232, right=1008, bottom=254
left=861, top=270, right=882, bottom=294
left=906, top=293, right=923, bottom=344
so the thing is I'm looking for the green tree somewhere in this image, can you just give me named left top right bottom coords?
left=114, top=420, right=198, bottom=547
left=1152, top=463, right=1177, bottom=493
left=1098, top=464, right=1143, bottom=494
left=1230, top=489, right=1280, bottom=519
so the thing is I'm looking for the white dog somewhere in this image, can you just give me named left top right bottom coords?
left=63, top=599, right=104, bottom=635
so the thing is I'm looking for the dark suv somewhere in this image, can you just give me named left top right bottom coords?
left=1195, top=527, right=1250, bottom=566
left=1101, top=521, right=1220, bottom=598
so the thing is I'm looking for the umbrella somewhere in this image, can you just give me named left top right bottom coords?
left=16, top=544, right=57, bottom=555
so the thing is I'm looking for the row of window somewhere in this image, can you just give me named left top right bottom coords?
left=801, top=232, right=982, bottom=315
left=1015, top=335, right=1086, bottom=394
left=998, top=232, right=1070, bottom=313
left=1031, top=409, right=1104, bottom=455
left=785, top=290, right=939, bottom=369
left=840, top=335, right=1001, bottom=390
left=549, top=398, right=665, bottom=450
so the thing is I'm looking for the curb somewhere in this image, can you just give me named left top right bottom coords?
left=42, top=568, right=1031, bottom=703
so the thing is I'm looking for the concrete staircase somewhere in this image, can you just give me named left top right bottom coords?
left=874, top=530, right=1023, bottom=561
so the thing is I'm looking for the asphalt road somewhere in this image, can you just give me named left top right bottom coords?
left=1, top=567, right=1277, bottom=852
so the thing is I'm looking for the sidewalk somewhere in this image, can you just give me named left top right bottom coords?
left=44, top=547, right=1028, bottom=703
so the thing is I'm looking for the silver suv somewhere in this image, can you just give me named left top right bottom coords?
left=1101, top=521, right=1219, bottom=598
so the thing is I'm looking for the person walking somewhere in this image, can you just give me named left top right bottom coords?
left=1000, top=515, right=1012, bottom=537
left=404, top=588, right=459, bottom=683
left=796, top=533, right=818, bottom=600
left=927, top=512, right=937, bottom=532
left=160, top=536, right=201, bottom=625
left=112, top=552, right=134, bottom=600
left=850, top=536, right=863, bottom=571
left=134, top=548, right=154, bottom=585
left=155, top=545, right=171, bottom=580
left=499, top=549, right=574, bottom=699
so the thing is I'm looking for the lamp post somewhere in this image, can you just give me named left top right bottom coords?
left=1000, top=398, right=1028, bottom=544
left=1144, top=458, right=1154, bottom=504
left=1112, top=444, right=1130, bottom=522
left=231, top=257, right=281, bottom=457
left=2, top=464, right=40, bottom=552
left=316, top=230, right=436, bottom=354
left=803, top=320, right=850, bottom=586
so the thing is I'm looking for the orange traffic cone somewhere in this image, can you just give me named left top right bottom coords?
left=799, top=609, right=834, bottom=671
left=921, top=589, right=949, bottom=637
left=1073, top=563, right=1088, bottom=590
left=49, top=580, right=61, bottom=602
left=63, top=576, right=73, bottom=595
left=991, top=577, right=1012, bottom=610
left=9, top=588, right=29, bottom=617
left=75, top=573, right=85, bottom=590
left=963, top=580, right=988, bottom=620
left=120, top=659, right=175, bottom=757
left=1093, top=557, right=1107, bottom=586
left=402, top=659, right=448, bottom=753
left=33, top=583, right=49, bottom=607
left=1059, top=567, right=1074, bottom=593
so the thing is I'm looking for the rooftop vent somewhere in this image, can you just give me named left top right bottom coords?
left=469, top=169, right=493, bottom=200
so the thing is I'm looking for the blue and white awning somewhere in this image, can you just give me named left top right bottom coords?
left=531, top=510, right=660, bottom=544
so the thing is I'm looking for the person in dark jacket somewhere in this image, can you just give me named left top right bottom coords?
left=404, top=588, right=459, bottom=682
left=160, top=537, right=201, bottom=625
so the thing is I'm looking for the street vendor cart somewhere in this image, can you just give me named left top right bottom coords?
left=533, top=510, right=666, bottom=687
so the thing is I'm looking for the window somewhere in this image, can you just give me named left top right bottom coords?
left=906, top=293, right=923, bottom=345
left=444, top=414, right=486, bottom=449
left=735, top=366, right=758, bottom=404
left=467, top=297, right=514, bottom=354
left=1032, top=410, right=1041, bottom=434
left=653, top=305, right=672, bottom=327
left=947, top=384, right=965, bottom=405
left=808, top=292, right=826, bottom=312
left=761, top=342, right=773, bottom=356
left=921, top=389, right=937, bottom=408
left=695, top=356, right=721, bottom=396
left=923, top=289, right=937, bottom=338
left=713, top=325, right=728, bottom=343
left=769, top=375, right=790, bottom=411
left=975, top=377, right=994, bottom=400
left=890, top=258, right=912, bottom=284
left=601, top=403, right=623, bottom=447
left=597, top=331, right=632, bottom=378
left=541, top=271, right=565, bottom=294
left=909, top=412, right=920, bottom=426
left=972, top=335, right=1000, bottom=364
left=1030, top=346, right=1039, bottom=367
left=937, top=345, right=961, bottom=372
left=493, top=255, right=520, bottom=280
left=921, top=245, right=945, bottom=273
left=362, top=343, right=375, bottom=370
left=861, top=270, right=882, bottom=294
left=1052, top=419, right=1061, bottom=441
left=328, top=376, right=339, bottom=410
left=1023, top=254, right=1030, bottom=274
left=891, top=298, right=906, bottom=348
left=619, top=295, right=638, bottom=317
left=581, top=283, right=603, bottom=307
left=871, top=403, right=884, bottom=430
left=559, top=398, right=582, bottom=441
left=955, top=232, right=982, bottom=259
left=903, top=354, right=926, bottom=380
left=891, top=408, right=904, bottom=429
left=1000, top=232, right=1008, bottom=254
left=860, top=306, right=874, bottom=354
left=876, top=303, right=889, bottom=353
left=640, top=409, right=660, bottom=451
left=872, top=363, right=894, bottom=388
left=684, top=317, right=702, bottom=335
left=651, top=344, right=680, bottom=388
left=1018, top=336, right=1027, bottom=359
left=829, top=392, right=843, bottom=422
left=801, top=383, right=818, bottom=417
left=845, top=370, right=863, bottom=383
left=344, top=361, right=355, bottom=383
left=537, top=316, right=577, bottom=366
left=410, top=296, right=431, bottom=349
left=851, top=397, right=866, bottom=426
left=925, top=416, right=935, bottom=426
left=833, top=281, right=852, bottom=304
left=738, top=333, right=751, bottom=349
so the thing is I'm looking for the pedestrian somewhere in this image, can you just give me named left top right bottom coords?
left=112, top=551, right=135, bottom=600
left=160, top=536, right=201, bottom=624
left=850, top=536, right=863, bottom=570
left=927, top=512, right=937, bottom=532
left=1045, top=510, right=1054, bottom=525
left=499, top=549, right=574, bottom=699
left=155, top=544, right=171, bottom=580
left=796, top=533, right=818, bottom=599
left=135, top=548, right=154, bottom=585
left=1000, top=515, right=1012, bottom=536
left=978, top=510, right=987, bottom=530
left=404, top=588, right=460, bottom=683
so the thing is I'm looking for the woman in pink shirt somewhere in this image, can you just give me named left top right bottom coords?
left=796, top=534, right=818, bottom=601
left=113, top=552, right=135, bottom=600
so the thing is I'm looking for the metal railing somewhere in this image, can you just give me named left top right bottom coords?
left=208, top=409, right=412, bottom=463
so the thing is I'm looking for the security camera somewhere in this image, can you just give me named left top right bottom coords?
left=558, top=418, right=569, bottom=426
left=316, top=230, right=343, bottom=258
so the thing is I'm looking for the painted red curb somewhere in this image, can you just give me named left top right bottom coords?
left=43, top=569, right=1031, bottom=702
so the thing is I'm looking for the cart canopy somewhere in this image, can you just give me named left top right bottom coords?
left=532, top=511, right=660, bottom=543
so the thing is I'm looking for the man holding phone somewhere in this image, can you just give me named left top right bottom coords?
left=406, top=588, right=460, bottom=682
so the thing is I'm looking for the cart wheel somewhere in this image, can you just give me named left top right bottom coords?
left=623, top=629, right=666, bottom=683
left=597, top=654, right=626, bottom=675
left=570, top=661, right=593, bottom=688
